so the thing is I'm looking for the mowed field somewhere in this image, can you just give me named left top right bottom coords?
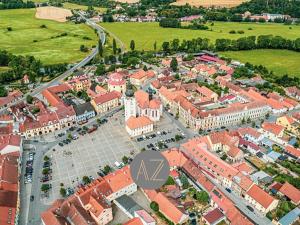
left=0, top=9, right=97, bottom=64
left=220, top=50, right=300, bottom=77
left=102, top=22, right=300, bottom=76
left=101, top=22, right=300, bottom=51
left=171, top=0, right=247, bottom=7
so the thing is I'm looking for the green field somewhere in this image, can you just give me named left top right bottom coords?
left=0, top=9, right=97, bottom=64
left=63, top=2, right=106, bottom=13
left=220, top=49, right=300, bottom=77
left=101, top=22, right=300, bottom=51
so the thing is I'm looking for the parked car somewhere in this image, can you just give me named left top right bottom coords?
left=225, top=188, right=232, bottom=193
left=246, top=205, right=254, bottom=212
left=30, top=195, right=34, bottom=202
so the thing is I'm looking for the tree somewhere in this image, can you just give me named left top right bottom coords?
left=153, top=41, right=157, bottom=51
left=103, top=165, right=111, bottom=175
left=42, top=168, right=50, bottom=175
left=82, top=176, right=91, bottom=185
left=95, top=64, right=106, bottom=76
left=150, top=201, right=159, bottom=212
left=175, top=134, right=182, bottom=142
left=162, top=41, right=170, bottom=54
left=180, top=174, right=189, bottom=189
left=80, top=45, right=88, bottom=52
left=196, top=191, right=209, bottom=204
left=60, top=188, right=66, bottom=197
left=26, top=95, right=33, bottom=104
left=122, top=156, right=128, bottom=164
left=98, top=40, right=103, bottom=57
left=41, top=184, right=50, bottom=192
left=44, top=156, right=50, bottom=161
left=7, top=27, right=12, bottom=31
left=112, top=39, right=117, bottom=55
left=130, top=40, right=135, bottom=51
left=170, top=57, right=178, bottom=72
left=0, top=86, right=7, bottom=97
left=165, top=176, right=175, bottom=185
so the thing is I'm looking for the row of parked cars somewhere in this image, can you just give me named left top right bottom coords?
left=136, top=130, right=170, bottom=142
left=24, top=152, right=35, bottom=184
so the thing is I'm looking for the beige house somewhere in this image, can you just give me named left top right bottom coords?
left=125, top=116, right=154, bottom=137
left=91, top=91, right=120, bottom=114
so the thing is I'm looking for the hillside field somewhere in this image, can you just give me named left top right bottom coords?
left=100, top=22, right=300, bottom=51
left=0, top=9, right=97, bottom=64
left=63, top=2, right=107, bottom=13
left=220, top=50, right=300, bottom=77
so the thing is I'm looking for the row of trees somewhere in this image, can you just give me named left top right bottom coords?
left=159, top=35, right=300, bottom=54
left=215, top=35, right=300, bottom=52
left=0, top=50, right=68, bottom=84
left=0, top=0, right=35, bottom=10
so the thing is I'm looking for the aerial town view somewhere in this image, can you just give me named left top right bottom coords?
left=0, top=0, right=300, bottom=225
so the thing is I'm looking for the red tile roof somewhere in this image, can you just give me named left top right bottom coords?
left=93, top=91, right=120, bottom=105
left=285, top=145, right=300, bottom=158
left=108, top=72, right=125, bottom=86
left=279, top=182, right=300, bottom=204
left=203, top=208, right=225, bottom=224
left=262, top=122, right=284, bottom=136
left=246, top=184, right=276, bottom=209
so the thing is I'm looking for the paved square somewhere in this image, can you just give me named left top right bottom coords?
left=44, top=112, right=139, bottom=203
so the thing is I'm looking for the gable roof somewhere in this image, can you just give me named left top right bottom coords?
left=246, top=184, right=276, bottom=209
left=279, top=182, right=300, bottom=204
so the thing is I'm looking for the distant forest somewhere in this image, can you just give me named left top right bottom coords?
left=0, top=0, right=35, bottom=9
left=232, top=0, right=300, bottom=18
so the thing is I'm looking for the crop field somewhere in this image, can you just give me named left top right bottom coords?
left=220, top=50, right=300, bottom=77
left=63, top=2, right=107, bottom=13
left=0, top=9, right=97, bottom=64
left=171, top=0, right=247, bottom=8
left=101, top=22, right=300, bottom=51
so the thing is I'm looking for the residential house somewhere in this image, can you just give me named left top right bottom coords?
left=73, top=102, right=96, bottom=122
left=278, top=182, right=300, bottom=205
left=244, top=184, right=278, bottom=214
left=91, top=91, right=121, bottom=114
left=202, top=208, right=226, bottom=225
left=285, top=86, right=300, bottom=100
left=130, top=70, right=155, bottom=86
left=0, top=134, right=21, bottom=155
left=276, top=116, right=299, bottom=135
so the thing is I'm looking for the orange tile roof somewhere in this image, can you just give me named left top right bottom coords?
left=131, top=70, right=147, bottom=80
left=246, top=184, right=276, bottom=209
left=262, top=122, right=284, bottom=136
left=285, top=145, right=300, bottom=158
left=104, top=166, right=134, bottom=193
left=135, top=90, right=149, bottom=109
left=232, top=162, right=254, bottom=175
left=126, top=116, right=153, bottom=130
left=162, top=149, right=188, bottom=168
left=182, top=138, right=238, bottom=180
left=123, top=218, right=143, bottom=225
left=152, top=192, right=186, bottom=224
left=227, top=146, right=242, bottom=158
left=279, top=182, right=300, bottom=204
left=237, top=127, right=262, bottom=139
left=266, top=98, right=285, bottom=110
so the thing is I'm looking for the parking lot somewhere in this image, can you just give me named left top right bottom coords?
left=42, top=109, right=186, bottom=203
left=43, top=111, right=139, bottom=203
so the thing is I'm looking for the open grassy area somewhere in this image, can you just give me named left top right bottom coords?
left=220, top=49, right=300, bottom=77
left=0, top=8, right=97, bottom=64
left=101, top=22, right=300, bottom=51
left=63, top=2, right=106, bottom=13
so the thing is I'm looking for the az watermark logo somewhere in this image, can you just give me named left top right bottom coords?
left=130, top=151, right=170, bottom=189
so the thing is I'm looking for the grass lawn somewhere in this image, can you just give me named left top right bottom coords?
left=101, top=22, right=300, bottom=51
left=0, top=8, right=97, bottom=64
left=63, top=2, right=106, bottom=13
left=220, top=49, right=300, bottom=77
